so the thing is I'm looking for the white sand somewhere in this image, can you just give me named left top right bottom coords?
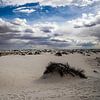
left=0, top=53, right=100, bottom=100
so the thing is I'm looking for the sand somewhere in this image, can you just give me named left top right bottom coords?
left=0, top=53, right=100, bottom=100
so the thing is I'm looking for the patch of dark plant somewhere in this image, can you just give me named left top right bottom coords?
left=93, top=70, right=98, bottom=73
left=43, top=62, right=87, bottom=79
left=55, top=52, right=62, bottom=56
left=28, top=52, right=33, bottom=55
left=61, top=51, right=68, bottom=55
left=34, top=51, right=41, bottom=55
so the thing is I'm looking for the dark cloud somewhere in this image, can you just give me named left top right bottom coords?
left=74, top=23, right=96, bottom=28
left=0, top=25, right=20, bottom=33
left=0, top=17, right=100, bottom=50
left=0, top=31, right=71, bottom=49
left=41, top=28, right=51, bottom=33
left=70, top=12, right=100, bottom=29
left=77, top=42, right=96, bottom=47
left=24, top=29, right=34, bottom=33
left=80, top=25, right=100, bottom=40
left=27, top=38, right=71, bottom=48
left=40, top=26, right=53, bottom=33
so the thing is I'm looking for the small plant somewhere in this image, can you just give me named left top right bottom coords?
left=34, top=51, right=41, bottom=55
left=55, top=52, right=62, bottom=56
left=43, top=62, right=87, bottom=79
left=62, top=51, right=68, bottom=55
left=93, top=70, right=98, bottom=73
left=28, top=52, right=33, bottom=55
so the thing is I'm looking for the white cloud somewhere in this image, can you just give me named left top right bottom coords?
left=0, top=18, right=20, bottom=33
left=13, top=7, right=36, bottom=14
left=12, top=18, right=27, bottom=25
left=18, top=9, right=35, bottom=13
left=0, top=18, right=100, bottom=49
left=0, top=0, right=39, bottom=6
left=0, top=18, right=34, bottom=35
left=68, top=11, right=100, bottom=28
left=40, top=0, right=96, bottom=7
left=9, top=39, right=30, bottom=44
left=0, top=0, right=99, bottom=7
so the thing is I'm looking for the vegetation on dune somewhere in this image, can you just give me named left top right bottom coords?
left=55, top=52, right=62, bottom=56
left=34, top=51, right=41, bottom=55
left=43, top=62, right=87, bottom=79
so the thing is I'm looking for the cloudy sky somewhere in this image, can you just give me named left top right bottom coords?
left=0, top=0, right=100, bottom=49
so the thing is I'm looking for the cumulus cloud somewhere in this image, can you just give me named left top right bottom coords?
left=0, top=18, right=100, bottom=49
left=12, top=18, right=27, bottom=25
left=68, top=11, right=100, bottom=28
left=40, top=0, right=97, bottom=7
left=0, top=18, right=21, bottom=33
left=0, top=18, right=34, bottom=42
left=0, top=0, right=38, bottom=6
left=0, top=0, right=99, bottom=7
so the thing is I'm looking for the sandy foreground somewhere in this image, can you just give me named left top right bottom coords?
left=0, top=53, right=100, bottom=100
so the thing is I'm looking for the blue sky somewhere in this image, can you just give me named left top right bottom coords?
left=0, top=0, right=100, bottom=49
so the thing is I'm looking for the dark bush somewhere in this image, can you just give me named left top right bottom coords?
left=28, top=52, right=33, bottom=55
left=20, top=52, right=25, bottom=56
left=34, top=51, right=41, bottom=55
left=55, top=52, right=62, bottom=56
left=43, top=62, right=87, bottom=79
left=93, top=70, right=98, bottom=73
left=62, top=51, right=68, bottom=55
left=0, top=53, right=2, bottom=57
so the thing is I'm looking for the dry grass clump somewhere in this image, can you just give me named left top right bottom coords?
left=34, top=51, right=41, bottom=55
left=55, top=52, right=62, bottom=56
left=43, top=62, right=87, bottom=79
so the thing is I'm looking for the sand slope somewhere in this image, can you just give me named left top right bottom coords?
left=0, top=53, right=100, bottom=100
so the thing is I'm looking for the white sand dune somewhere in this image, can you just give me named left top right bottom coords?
left=0, top=53, right=100, bottom=100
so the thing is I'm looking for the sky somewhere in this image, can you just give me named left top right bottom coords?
left=0, top=0, right=100, bottom=50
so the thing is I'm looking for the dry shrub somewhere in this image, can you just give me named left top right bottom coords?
left=43, top=62, right=87, bottom=79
